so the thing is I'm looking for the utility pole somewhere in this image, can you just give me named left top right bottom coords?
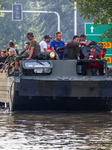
left=74, top=2, right=77, bottom=35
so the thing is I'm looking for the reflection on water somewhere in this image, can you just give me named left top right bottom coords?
left=0, top=111, right=112, bottom=150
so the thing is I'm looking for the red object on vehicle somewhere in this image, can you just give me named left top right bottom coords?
left=87, top=54, right=99, bottom=69
left=47, top=45, right=51, bottom=51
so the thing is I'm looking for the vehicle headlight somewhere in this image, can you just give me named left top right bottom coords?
left=34, top=68, right=51, bottom=74
left=34, top=69, right=43, bottom=73
left=49, top=51, right=56, bottom=59
left=43, top=68, right=51, bottom=73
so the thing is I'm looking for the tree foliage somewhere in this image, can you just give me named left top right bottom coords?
left=69, top=0, right=112, bottom=42
left=0, top=0, right=85, bottom=50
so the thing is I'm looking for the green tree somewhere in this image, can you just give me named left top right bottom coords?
left=30, top=0, right=85, bottom=42
left=0, top=0, right=42, bottom=50
left=69, top=0, right=112, bottom=42
left=0, top=0, right=85, bottom=50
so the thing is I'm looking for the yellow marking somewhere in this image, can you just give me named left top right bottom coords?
left=99, top=42, right=111, bottom=49
left=104, top=57, right=111, bottom=63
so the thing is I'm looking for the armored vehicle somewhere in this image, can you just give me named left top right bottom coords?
left=1, top=51, right=112, bottom=111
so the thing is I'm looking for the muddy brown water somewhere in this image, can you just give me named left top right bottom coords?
left=0, top=111, right=112, bottom=150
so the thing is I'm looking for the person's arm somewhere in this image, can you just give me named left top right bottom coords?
left=10, top=61, right=15, bottom=68
left=44, top=48, right=48, bottom=52
left=75, top=44, right=80, bottom=60
left=96, top=55, right=101, bottom=60
left=26, top=47, right=34, bottom=60
left=86, top=41, right=91, bottom=46
left=77, top=56, right=80, bottom=60
left=50, top=41, right=59, bottom=59
left=19, top=49, right=26, bottom=56
left=51, top=47, right=59, bottom=59
left=84, top=54, right=89, bottom=60
left=42, top=42, right=48, bottom=52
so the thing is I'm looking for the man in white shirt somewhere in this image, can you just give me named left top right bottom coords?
left=39, top=34, right=52, bottom=52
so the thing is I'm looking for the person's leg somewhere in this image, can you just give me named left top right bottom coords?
left=87, top=69, right=92, bottom=75
left=0, top=69, right=3, bottom=73
left=15, top=61, right=19, bottom=68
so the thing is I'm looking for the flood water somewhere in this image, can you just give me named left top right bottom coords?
left=0, top=111, right=112, bottom=150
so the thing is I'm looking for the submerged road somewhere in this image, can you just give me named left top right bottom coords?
left=0, top=111, right=112, bottom=149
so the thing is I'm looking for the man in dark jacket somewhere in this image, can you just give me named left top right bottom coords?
left=67, top=35, right=80, bottom=60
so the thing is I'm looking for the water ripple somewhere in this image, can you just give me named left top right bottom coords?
left=0, top=112, right=112, bottom=150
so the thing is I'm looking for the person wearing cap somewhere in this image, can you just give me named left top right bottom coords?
left=67, top=35, right=80, bottom=60
left=39, top=35, right=52, bottom=52
left=84, top=45, right=100, bottom=75
left=84, top=45, right=100, bottom=60
left=50, top=31, right=65, bottom=59
left=26, top=32, right=40, bottom=60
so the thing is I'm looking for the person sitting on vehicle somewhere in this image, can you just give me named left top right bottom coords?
left=98, top=43, right=106, bottom=59
left=8, top=41, right=19, bottom=56
left=6, top=48, right=10, bottom=57
left=0, top=51, right=7, bottom=73
left=40, top=35, right=52, bottom=52
left=84, top=45, right=100, bottom=75
left=16, top=42, right=30, bottom=60
left=98, top=42, right=103, bottom=49
left=5, top=48, right=16, bottom=76
left=8, top=41, right=15, bottom=49
left=26, top=32, right=40, bottom=60
left=79, top=34, right=92, bottom=59
left=19, top=42, right=30, bottom=56
left=80, top=34, right=91, bottom=46
left=67, top=35, right=80, bottom=60
left=5, top=48, right=10, bottom=64
left=50, top=31, right=65, bottom=59
left=101, top=48, right=107, bottom=59
left=14, top=42, right=30, bottom=73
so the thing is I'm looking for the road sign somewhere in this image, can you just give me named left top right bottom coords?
left=104, top=57, right=111, bottom=64
left=90, top=26, right=94, bottom=33
left=12, top=4, right=23, bottom=21
left=85, top=23, right=112, bottom=66
left=85, top=23, right=111, bottom=35
left=101, top=42, right=111, bottom=49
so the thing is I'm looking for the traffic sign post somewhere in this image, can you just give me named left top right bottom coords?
left=10, top=3, right=60, bottom=31
left=12, top=4, right=23, bottom=21
left=0, top=4, right=60, bottom=30
left=85, top=23, right=112, bottom=66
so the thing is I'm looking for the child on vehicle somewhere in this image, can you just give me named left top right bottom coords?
left=84, top=45, right=100, bottom=75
